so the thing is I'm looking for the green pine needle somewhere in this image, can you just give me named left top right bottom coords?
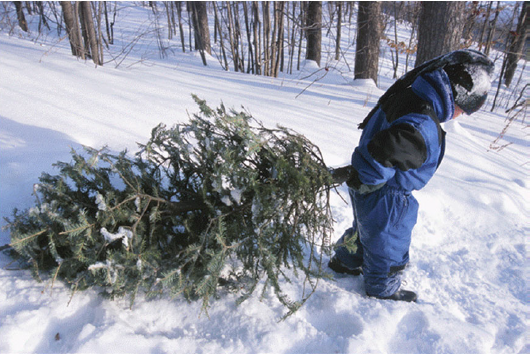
left=3, top=96, right=335, bottom=319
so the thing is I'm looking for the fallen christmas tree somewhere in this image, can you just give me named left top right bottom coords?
left=4, top=96, right=336, bottom=318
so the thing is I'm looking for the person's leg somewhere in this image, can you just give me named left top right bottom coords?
left=354, top=188, right=418, bottom=299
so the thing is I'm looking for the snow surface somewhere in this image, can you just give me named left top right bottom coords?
left=0, top=4, right=529, bottom=354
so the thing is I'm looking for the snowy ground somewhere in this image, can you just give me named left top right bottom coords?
left=0, top=4, right=529, bottom=354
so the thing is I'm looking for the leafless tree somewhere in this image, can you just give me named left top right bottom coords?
left=504, top=1, right=529, bottom=87
left=335, top=1, right=342, bottom=61
left=79, top=2, right=102, bottom=66
left=190, top=1, right=210, bottom=66
left=415, top=1, right=466, bottom=67
left=355, top=1, right=381, bottom=84
left=61, top=2, right=83, bottom=58
left=305, top=1, right=322, bottom=67
left=60, top=1, right=102, bottom=66
left=13, top=1, right=27, bottom=32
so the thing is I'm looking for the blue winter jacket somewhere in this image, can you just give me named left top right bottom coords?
left=340, top=68, right=456, bottom=298
left=350, top=68, right=455, bottom=193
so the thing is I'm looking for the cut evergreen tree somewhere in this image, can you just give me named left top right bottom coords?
left=3, top=96, right=335, bottom=318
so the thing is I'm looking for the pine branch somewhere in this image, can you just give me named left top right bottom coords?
left=10, top=229, right=47, bottom=247
left=5, top=96, right=335, bottom=319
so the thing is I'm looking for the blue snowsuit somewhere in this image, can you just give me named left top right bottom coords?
left=335, top=68, right=455, bottom=298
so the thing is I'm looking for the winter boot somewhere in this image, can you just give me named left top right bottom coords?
left=369, top=289, right=418, bottom=303
left=328, top=256, right=363, bottom=276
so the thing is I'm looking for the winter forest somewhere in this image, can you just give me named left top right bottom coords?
left=6, top=1, right=530, bottom=89
left=0, top=1, right=529, bottom=354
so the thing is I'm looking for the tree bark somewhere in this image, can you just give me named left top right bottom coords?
left=335, top=2, right=342, bottom=61
left=415, top=1, right=466, bottom=67
left=504, top=2, right=530, bottom=87
left=354, top=1, right=381, bottom=84
left=478, top=2, right=493, bottom=52
left=242, top=3, right=254, bottom=73
left=262, top=2, right=271, bottom=76
left=190, top=1, right=211, bottom=55
left=252, top=2, right=261, bottom=74
left=61, top=1, right=83, bottom=57
left=14, top=2, right=28, bottom=32
left=305, top=1, right=322, bottom=67
left=485, top=1, right=501, bottom=56
left=212, top=2, right=228, bottom=70
left=175, top=1, right=185, bottom=52
left=226, top=2, right=239, bottom=72
left=80, top=2, right=102, bottom=66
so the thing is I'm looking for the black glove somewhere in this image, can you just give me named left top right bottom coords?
left=329, top=165, right=385, bottom=194
left=329, top=165, right=357, bottom=185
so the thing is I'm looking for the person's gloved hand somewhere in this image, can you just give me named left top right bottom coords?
left=329, top=165, right=355, bottom=185
left=329, top=165, right=385, bottom=194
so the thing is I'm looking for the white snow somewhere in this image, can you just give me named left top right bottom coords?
left=0, top=4, right=529, bottom=354
left=95, top=193, right=107, bottom=211
left=100, top=227, right=133, bottom=249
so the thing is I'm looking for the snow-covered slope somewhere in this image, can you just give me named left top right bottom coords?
left=0, top=4, right=529, bottom=354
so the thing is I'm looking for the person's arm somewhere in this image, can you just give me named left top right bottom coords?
left=349, top=122, right=428, bottom=193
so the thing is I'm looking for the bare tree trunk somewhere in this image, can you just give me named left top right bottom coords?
left=485, top=2, right=501, bottom=56
left=404, top=3, right=420, bottom=73
left=305, top=1, right=322, bottom=67
left=80, top=2, right=102, bottom=66
left=175, top=1, right=185, bottom=52
left=36, top=1, right=50, bottom=32
left=252, top=2, right=261, bottom=75
left=187, top=3, right=192, bottom=52
left=96, top=2, right=104, bottom=64
left=391, top=2, right=402, bottom=78
left=164, top=2, right=173, bottom=40
left=190, top=1, right=211, bottom=55
left=297, top=1, right=306, bottom=71
left=462, top=1, right=480, bottom=47
left=226, top=2, right=240, bottom=72
left=262, top=1, right=271, bottom=76
left=415, top=1, right=466, bottom=67
left=14, top=1, right=28, bottom=32
left=355, top=1, right=380, bottom=84
left=213, top=1, right=218, bottom=43
left=243, top=3, right=254, bottom=74
left=504, top=1, right=529, bottom=87
left=335, top=1, right=342, bottom=61
left=288, top=2, right=297, bottom=74
left=479, top=1, right=493, bottom=51
left=232, top=2, right=245, bottom=72
left=212, top=2, right=228, bottom=70
left=78, top=3, right=91, bottom=59
left=277, top=2, right=285, bottom=74
left=73, top=2, right=85, bottom=59
left=61, top=1, right=83, bottom=57
left=270, top=1, right=277, bottom=75
left=103, top=1, right=114, bottom=45
left=272, top=1, right=284, bottom=77
left=478, top=1, right=493, bottom=52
